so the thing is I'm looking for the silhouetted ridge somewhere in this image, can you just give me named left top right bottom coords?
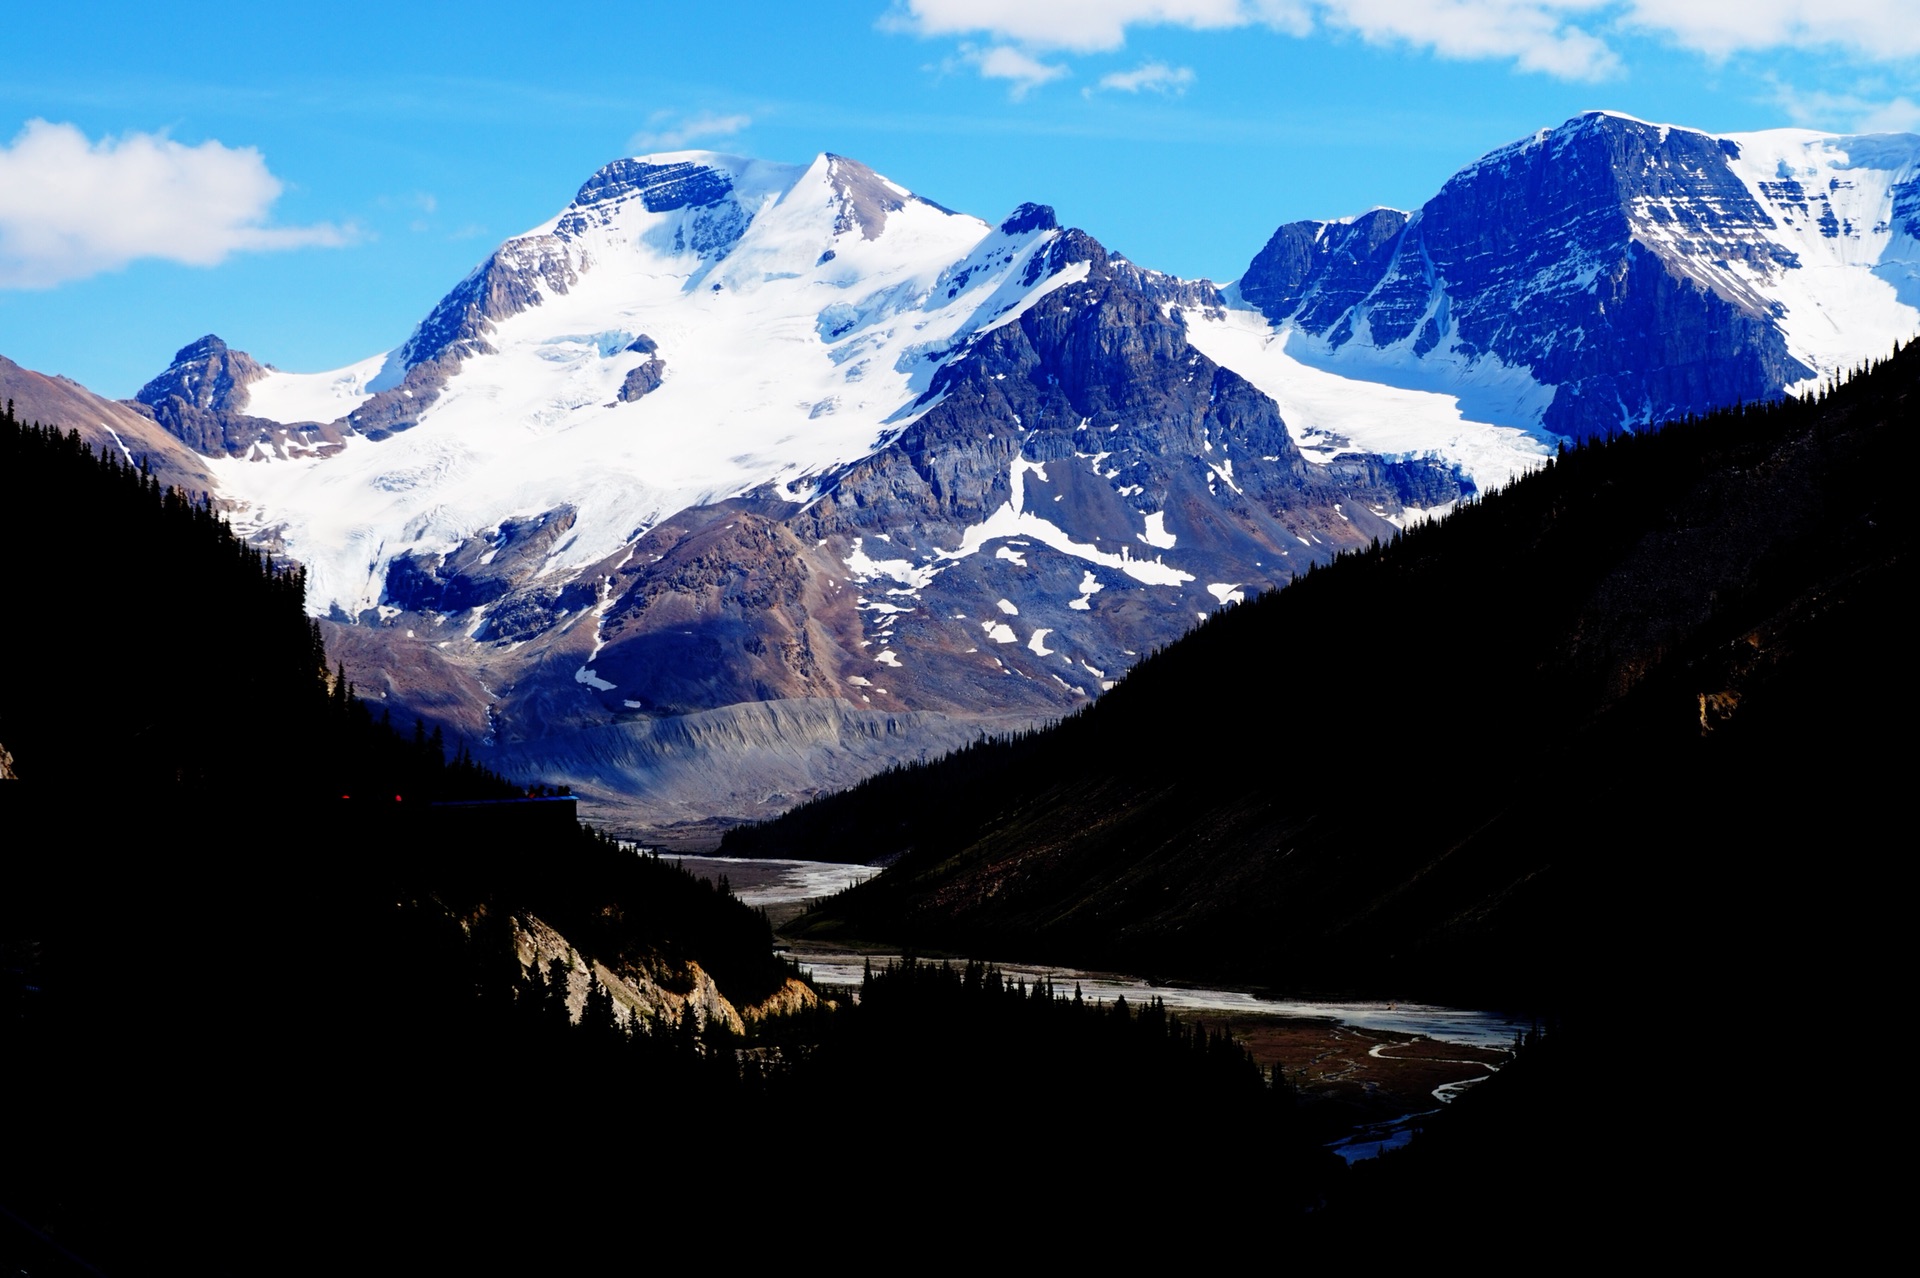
left=734, top=344, right=1916, bottom=1009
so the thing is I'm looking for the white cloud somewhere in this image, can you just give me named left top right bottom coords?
left=886, top=0, right=1920, bottom=87
left=1772, top=81, right=1920, bottom=134
left=1093, top=61, right=1198, bottom=94
left=1622, top=0, right=1920, bottom=62
left=1320, top=1, right=1619, bottom=80
left=885, top=0, right=1267, bottom=53
left=628, top=111, right=754, bottom=152
left=0, top=120, right=348, bottom=290
left=970, top=45, right=1073, bottom=97
left=1857, top=98, right=1920, bottom=133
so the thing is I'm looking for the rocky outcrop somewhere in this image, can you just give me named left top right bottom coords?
left=136, top=336, right=354, bottom=459
left=741, top=977, right=820, bottom=1022
left=383, top=506, right=585, bottom=621
left=616, top=338, right=665, bottom=402
left=509, top=910, right=745, bottom=1034
left=0, top=740, right=16, bottom=780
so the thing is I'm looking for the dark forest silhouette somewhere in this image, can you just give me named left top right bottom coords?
left=730, top=344, right=1914, bottom=1013
left=0, top=404, right=1346, bottom=1270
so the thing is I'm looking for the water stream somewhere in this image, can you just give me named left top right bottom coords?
left=674, top=855, right=1527, bottom=1158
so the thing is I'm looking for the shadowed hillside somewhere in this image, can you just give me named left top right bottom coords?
left=736, top=343, right=1915, bottom=1011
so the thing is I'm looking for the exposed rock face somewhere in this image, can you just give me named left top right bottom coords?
left=135, top=335, right=270, bottom=455
left=616, top=353, right=665, bottom=402
left=509, top=910, right=744, bottom=1034
left=384, top=507, right=586, bottom=620
left=823, top=153, right=911, bottom=239
left=1238, top=112, right=1916, bottom=438
left=136, top=336, right=352, bottom=459
left=137, top=334, right=265, bottom=416
left=0, top=740, right=16, bottom=780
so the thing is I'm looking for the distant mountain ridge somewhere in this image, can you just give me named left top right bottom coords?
left=1231, top=111, right=1920, bottom=438
left=12, top=112, right=1915, bottom=837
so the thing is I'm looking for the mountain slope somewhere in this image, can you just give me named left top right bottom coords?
left=0, top=353, right=216, bottom=496
left=746, top=339, right=1915, bottom=1005
left=1217, top=111, right=1920, bottom=440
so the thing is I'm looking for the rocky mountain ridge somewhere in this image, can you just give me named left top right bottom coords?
left=1235, top=111, right=1919, bottom=438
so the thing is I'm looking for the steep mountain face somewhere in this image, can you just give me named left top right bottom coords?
left=111, top=116, right=1918, bottom=836
left=1231, top=112, right=1920, bottom=439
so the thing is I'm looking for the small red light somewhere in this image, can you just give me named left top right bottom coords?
left=394, top=794, right=403, bottom=802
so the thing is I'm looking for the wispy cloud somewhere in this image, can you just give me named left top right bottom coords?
left=968, top=45, right=1073, bottom=98
left=884, top=1, right=1274, bottom=54
left=0, top=120, right=349, bottom=289
left=627, top=110, right=754, bottom=152
left=1771, top=79, right=1920, bottom=134
left=1622, top=0, right=1920, bottom=62
left=1091, top=61, right=1198, bottom=95
left=885, top=0, right=1920, bottom=87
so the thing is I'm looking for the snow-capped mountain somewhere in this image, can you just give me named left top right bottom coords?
left=127, top=149, right=1454, bottom=833
left=116, top=115, right=1918, bottom=836
left=1212, top=111, right=1920, bottom=441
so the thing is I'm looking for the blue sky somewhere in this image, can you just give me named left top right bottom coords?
left=3, top=0, right=1915, bottom=397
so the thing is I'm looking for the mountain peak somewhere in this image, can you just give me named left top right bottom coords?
left=139, top=335, right=264, bottom=415
left=172, top=334, right=234, bottom=364
left=1000, top=203, right=1057, bottom=236
left=571, top=155, right=744, bottom=215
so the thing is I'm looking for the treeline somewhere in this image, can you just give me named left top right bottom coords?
left=764, top=955, right=1335, bottom=1209
left=0, top=403, right=512, bottom=802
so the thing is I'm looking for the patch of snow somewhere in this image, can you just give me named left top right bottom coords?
left=574, top=665, right=617, bottom=691
left=1138, top=510, right=1177, bottom=550
left=1068, top=569, right=1104, bottom=612
left=845, top=537, right=942, bottom=591
left=938, top=456, right=1194, bottom=588
left=1027, top=628, right=1054, bottom=656
left=996, top=598, right=1019, bottom=615
left=1206, top=582, right=1245, bottom=605
left=981, top=621, right=1017, bottom=644
left=245, top=350, right=389, bottom=424
left=1186, top=303, right=1551, bottom=497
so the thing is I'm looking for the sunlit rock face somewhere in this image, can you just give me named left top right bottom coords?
left=1241, top=111, right=1920, bottom=439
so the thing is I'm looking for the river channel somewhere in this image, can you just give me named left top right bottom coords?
left=674, top=854, right=1529, bottom=1159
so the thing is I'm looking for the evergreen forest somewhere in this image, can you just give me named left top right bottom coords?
left=0, top=405, right=1350, bottom=1271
